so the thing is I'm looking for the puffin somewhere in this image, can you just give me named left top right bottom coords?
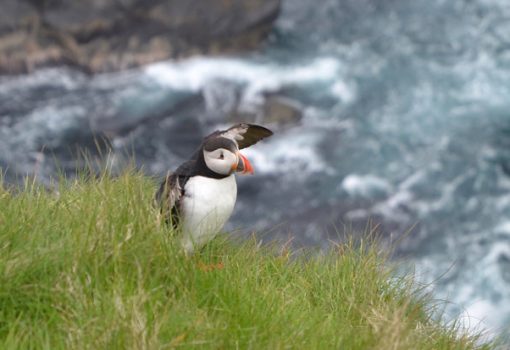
left=156, top=123, right=273, bottom=253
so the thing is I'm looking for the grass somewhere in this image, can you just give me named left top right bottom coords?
left=0, top=169, right=493, bottom=349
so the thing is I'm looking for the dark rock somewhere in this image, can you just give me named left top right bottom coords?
left=0, top=0, right=37, bottom=33
left=262, top=95, right=303, bottom=125
left=229, top=94, right=303, bottom=126
left=0, top=0, right=40, bottom=73
left=0, top=0, right=281, bottom=74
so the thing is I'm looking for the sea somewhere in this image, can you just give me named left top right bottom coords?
left=1, top=0, right=510, bottom=340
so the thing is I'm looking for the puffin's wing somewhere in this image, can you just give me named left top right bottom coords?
left=217, top=123, right=273, bottom=149
left=155, top=172, right=184, bottom=228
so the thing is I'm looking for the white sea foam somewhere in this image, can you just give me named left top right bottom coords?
left=144, top=56, right=351, bottom=105
left=0, top=68, right=85, bottom=94
left=495, top=221, right=510, bottom=235
left=457, top=299, right=502, bottom=339
left=146, top=56, right=340, bottom=90
left=341, top=174, right=392, bottom=198
left=412, top=234, right=510, bottom=341
left=239, top=128, right=329, bottom=176
left=7, top=105, right=86, bottom=150
left=331, top=80, right=357, bottom=104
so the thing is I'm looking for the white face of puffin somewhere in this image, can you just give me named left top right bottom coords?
left=203, top=148, right=239, bottom=175
left=202, top=137, right=254, bottom=176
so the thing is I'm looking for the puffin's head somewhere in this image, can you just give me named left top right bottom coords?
left=203, top=137, right=254, bottom=176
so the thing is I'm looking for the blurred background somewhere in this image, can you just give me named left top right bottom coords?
left=1, top=0, right=510, bottom=339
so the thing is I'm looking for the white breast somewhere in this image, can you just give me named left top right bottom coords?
left=180, top=175, right=237, bottom=253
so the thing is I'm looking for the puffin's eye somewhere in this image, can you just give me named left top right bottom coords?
left=219, top=153, right=224, bottom=160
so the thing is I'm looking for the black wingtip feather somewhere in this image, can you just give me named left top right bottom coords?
left=247, top=124, right=274, bottom=137
left=233, top=123, right=274, bottom=149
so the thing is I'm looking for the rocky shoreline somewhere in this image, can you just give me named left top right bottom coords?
left=0, top=0, right=281, bottom=74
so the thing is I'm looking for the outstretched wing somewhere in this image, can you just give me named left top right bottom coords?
left=212, top=123, right=273, bottom=149
left=155, top=172, right=185, bottom=228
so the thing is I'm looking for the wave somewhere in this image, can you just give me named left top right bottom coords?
left=144, top=56, right=353, bottom=103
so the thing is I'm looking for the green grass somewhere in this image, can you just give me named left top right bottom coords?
left=0, top=170, right=493, bottom=349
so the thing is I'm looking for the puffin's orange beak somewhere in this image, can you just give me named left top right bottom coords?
left=236, top=152, right=254, bottom=175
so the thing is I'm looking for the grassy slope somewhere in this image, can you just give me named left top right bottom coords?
left=0, top=171, right=492, bottom=349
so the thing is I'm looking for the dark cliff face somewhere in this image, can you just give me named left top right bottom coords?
left=0, top=0, right=281, bottom=74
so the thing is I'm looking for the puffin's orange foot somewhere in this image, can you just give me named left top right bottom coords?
left=197, top=261, right=224, bottom=272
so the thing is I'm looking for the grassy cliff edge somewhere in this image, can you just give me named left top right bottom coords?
left=0, top=171, right=492, bottom=349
